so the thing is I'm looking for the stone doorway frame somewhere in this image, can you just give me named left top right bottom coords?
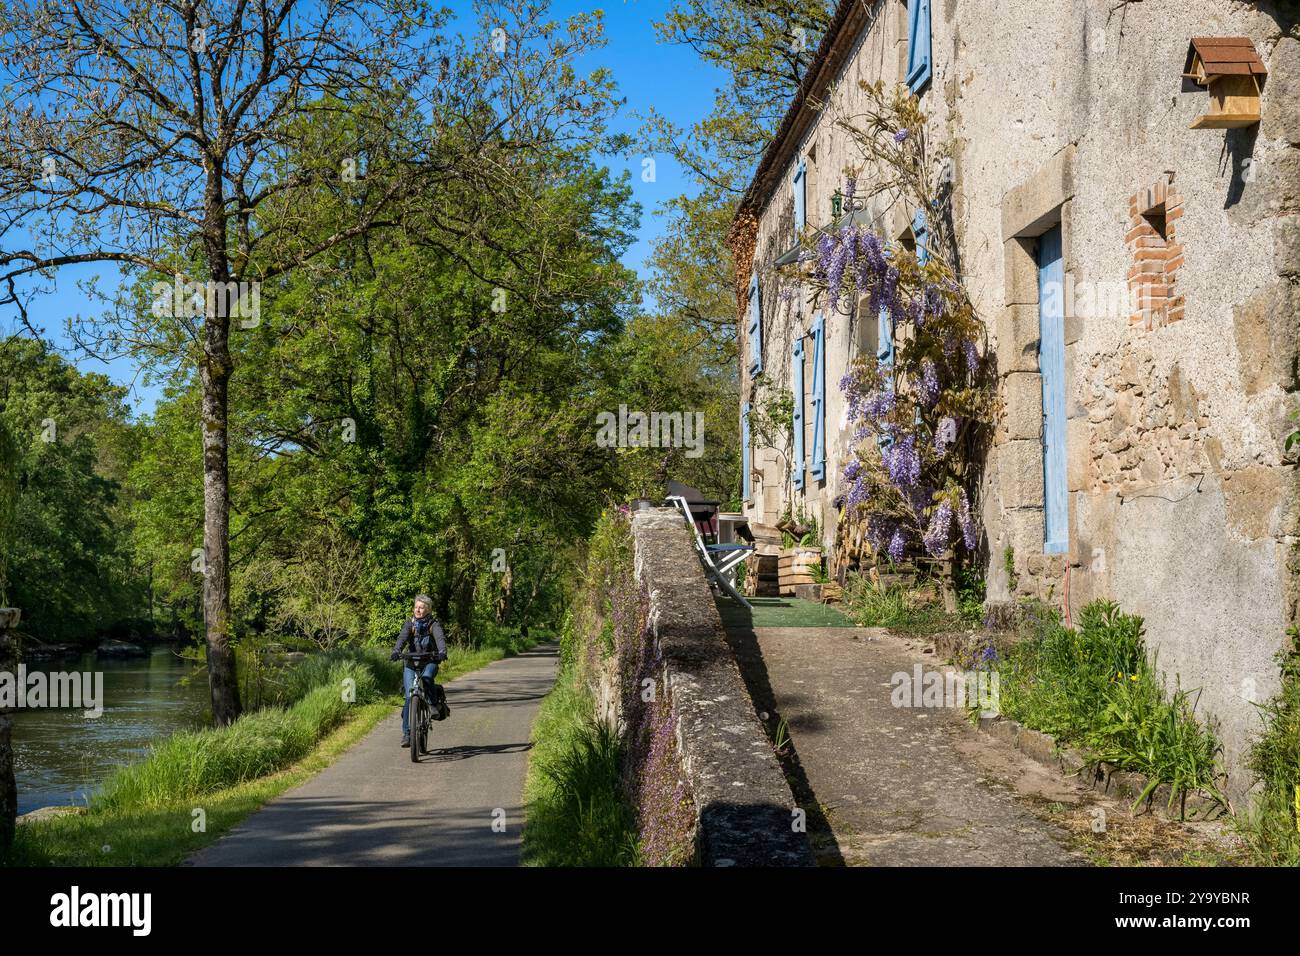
left=994, top=144, right=1081, bottom=589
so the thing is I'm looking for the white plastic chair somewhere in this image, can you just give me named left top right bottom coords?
left=665, top=495, right=754, bottom=609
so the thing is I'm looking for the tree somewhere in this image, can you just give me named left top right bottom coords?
left=0, top=338, right=141, bottom=643
left=0, top=412, right=16, bottom=605
left=643, top=0, right=834, bottom=350
left=0, top=0, right=621, bottom=723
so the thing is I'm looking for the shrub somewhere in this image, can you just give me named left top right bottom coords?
left=996, top=599, right=1223, bottom=811
left=1238, top=631, right=1300, bottom=864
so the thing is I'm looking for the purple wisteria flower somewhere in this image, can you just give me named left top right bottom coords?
left=964, top=339, right=980, bottom=373
left=883, top=433, right=920, bottom=487
left=816, top=232, right=849, bottom=303
left=919, top=360, right=940, bottom=407
left=923, top=500, right=953, bottom=556
left=887, top=528, right=907, bottom=563
left=863, top=389, right=897, bottom=419
left=844, top=176, right=857, bottom=199
left=906, top=483, right=933, bottom=521
left=894, top=129, right=909, bottom=144
left=846, top=473, right=870, bottom=508
left=958, top=489, right=977, bottom=550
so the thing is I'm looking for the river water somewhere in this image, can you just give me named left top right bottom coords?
left=11, top=646, right=210, bottom=814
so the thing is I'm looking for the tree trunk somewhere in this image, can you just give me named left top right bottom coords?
left=201, top=311, right=241, bottom=725
left=0, top=608, right=20, bottom=850
left=200, top=159, right=241, bottom=726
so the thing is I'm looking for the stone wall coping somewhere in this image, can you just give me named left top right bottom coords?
left=630, top=509, right=814, bottom=866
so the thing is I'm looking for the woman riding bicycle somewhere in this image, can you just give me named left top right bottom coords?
left=389, top=594, right=448, bottom=748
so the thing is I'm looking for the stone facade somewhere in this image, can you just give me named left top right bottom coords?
left=731, top=0, right=1300, bottom=796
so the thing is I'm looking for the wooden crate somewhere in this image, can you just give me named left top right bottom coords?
left=778, top=547, right=822, bottom=596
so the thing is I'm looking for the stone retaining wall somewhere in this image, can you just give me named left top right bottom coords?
left=611, top=509, right=813, bottom=866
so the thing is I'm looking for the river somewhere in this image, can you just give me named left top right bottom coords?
left=11, top=646, right=210, bottom=814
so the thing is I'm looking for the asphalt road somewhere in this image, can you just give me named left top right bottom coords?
left=187, top=643, right=558, bottom=866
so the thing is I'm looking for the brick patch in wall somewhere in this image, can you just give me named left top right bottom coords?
left=1127, top=174, right=1186, bottom=331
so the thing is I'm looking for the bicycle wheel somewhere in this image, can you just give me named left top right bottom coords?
left=409, top=694, right=425, bottom=762
left=418, top=708, right=429, bottom=755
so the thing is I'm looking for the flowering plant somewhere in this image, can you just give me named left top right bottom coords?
left=782, top=82, right=998, bottom=564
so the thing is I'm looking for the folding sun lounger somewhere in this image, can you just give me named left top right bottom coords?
left=665, top=494, right=754, bottom=610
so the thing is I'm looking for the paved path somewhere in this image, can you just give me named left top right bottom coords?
left=188, top=643, right=558, bottom=867
left=723, top=624, right=1087, bottom=866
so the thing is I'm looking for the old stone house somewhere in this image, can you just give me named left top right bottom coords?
left=729, top=0, right=1300, bottom=795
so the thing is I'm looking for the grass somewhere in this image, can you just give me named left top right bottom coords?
left=716, top=596, right=853, bottom=630
left=5, top=701, right=393, bottom=866
left=842, top=577, right=954, bottom=634
left=521, top=665, right=639, bottom=867
left=1235, top=630, right=1300, bottom=865
left=996, top=600, right=1224, bottom=813
left=841, top=566, right=986, bottom=635
left=96, top=659, right=386, bottom=811
left=4, top=628, right=546, bottom=867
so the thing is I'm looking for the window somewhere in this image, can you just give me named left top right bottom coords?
left=747, top=271, right=763, bottom=375
left=912, top=209, right=930, bottom=264
left=906, top=0, right=932, bottom=94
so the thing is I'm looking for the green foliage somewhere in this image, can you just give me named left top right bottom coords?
left=0, top=417, right=16, bottom=604
left=843, top=575, right=949, bottom=634
left=599, top=312, right=740, bottom=503
left=1003, top=547, right=1019, bottom=591
left=0, top=338, right=144, bottom=642
left=1237, top=629, right=1300, bottom=864
left=997, top=600, right=1223, bottom=811
left=955, top=563, right=986, bottom=628
left=842, top=564, right=987, bottom=634
left=641, top=0, right=833, bottom=356
left=94, top=658, right=384, bottom=810
left=522, top=670, right=639, bottom=867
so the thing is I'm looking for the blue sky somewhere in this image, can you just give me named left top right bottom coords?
left=6, top=1, right=723, bottom=417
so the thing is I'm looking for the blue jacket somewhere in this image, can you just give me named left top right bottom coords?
left=393, top=616, right=447, bottom=659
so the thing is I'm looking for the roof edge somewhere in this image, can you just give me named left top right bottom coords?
left=729, top=0, right=876, bottom=240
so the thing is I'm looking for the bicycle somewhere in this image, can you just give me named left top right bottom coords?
left=402, top=652, right=442, bottom=762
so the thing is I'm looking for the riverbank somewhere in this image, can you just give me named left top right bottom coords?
left=3, top=631, right=545, bottom=866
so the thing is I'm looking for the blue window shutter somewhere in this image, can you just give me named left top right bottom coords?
left=913, top=209, right=929, bottom=265
left=791, top=336, right=805, bottom=491
left=1038, top=226, right=1068, bottom=553
left=906, top=0, right=932, bottom=94
left=793, top=159, right=807, bottom=235
left=810, top=315, right=826, bottom=481
left=877, top=302, right=894, bottom=451
left=748, top=272, right=763, bottom=376
left=741, top=402, right=752, bottom=504
left=877, top=306, right=894, bottom=369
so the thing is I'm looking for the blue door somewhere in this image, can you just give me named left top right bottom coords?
left=1038, top=226, right=1068, bottom=554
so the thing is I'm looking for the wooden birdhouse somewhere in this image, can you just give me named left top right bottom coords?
left=1183, top=37, right=1266, bottom=129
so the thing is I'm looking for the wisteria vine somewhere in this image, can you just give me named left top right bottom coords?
left=785, top=83, right=998, bottom=565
